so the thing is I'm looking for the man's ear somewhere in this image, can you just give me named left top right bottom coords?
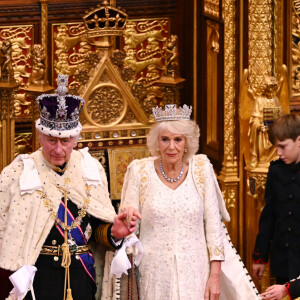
left=72, top=137, right=78, bottom=148
left=37, top=130, right=43, bottom=147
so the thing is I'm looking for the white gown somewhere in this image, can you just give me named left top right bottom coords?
left=121, top=156, right=225, bottom=300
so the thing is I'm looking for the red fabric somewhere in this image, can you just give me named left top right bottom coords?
left=0, top=268, right=13, bottom=300
left=285, top=282, right=292, bottom=300
left=252, top=258, right=267, bottom=264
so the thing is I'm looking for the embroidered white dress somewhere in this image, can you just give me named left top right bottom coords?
left=120, top=156, right=225, bottom=300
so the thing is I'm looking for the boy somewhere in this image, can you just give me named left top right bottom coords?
left=252, top=113, right=300, bottom=293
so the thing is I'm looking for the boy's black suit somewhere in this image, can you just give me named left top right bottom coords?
left=253, top=159, right=300, bottom=281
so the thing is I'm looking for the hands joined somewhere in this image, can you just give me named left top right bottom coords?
left=111, top=207, right=142, bottom=239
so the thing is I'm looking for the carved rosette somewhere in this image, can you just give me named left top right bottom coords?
left=86, top=86, right=126, bottom=126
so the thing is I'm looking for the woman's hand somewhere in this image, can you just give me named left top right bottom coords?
left=260, top=284, right=288, bottom=300
left=110, top=207, right=142, bottom=239
left=204, top=261, right=221, bottom=300
left=120, top=206, right=142, bottom=228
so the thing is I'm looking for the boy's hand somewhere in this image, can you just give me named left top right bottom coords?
left=252, top=263, right=265, bottom=280
left=260, top=284, right=287, bottom=300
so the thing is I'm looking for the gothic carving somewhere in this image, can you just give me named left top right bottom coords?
left=164, top=35, right=179, bottom=77
left=14, top=133, right=32, bottom=157
left=239, top=66, right=289, bottom=169
left=28, top=44, right=47, bottom=86
left=248, top=0, right=273, bottom=91
left=247, top=172, right=268, bottom=212
left=204, top=0, right=219, bottom=18
left=223, top=0, right=237, bottom=162
left=0, top=25, right=32, bottom=118
left=51, top=3, right=185, bottom=142
left=0, top=40, right=14, bottom=82
left=292, top=3, right=300, bottom=97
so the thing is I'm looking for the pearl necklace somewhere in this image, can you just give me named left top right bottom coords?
left=160, top=160, right=184, bottom=183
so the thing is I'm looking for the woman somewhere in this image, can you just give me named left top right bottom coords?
left=120, top=104, right=259, bottom=300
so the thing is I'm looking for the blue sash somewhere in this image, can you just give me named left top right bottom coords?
left=56, top=199, right=96, bottom=288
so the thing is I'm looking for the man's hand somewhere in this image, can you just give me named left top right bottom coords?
left=111, top=208, right=141, bottom=239
left=260, top=284, right=287, bottom=300
left=252, top=263, right=266, bottom=280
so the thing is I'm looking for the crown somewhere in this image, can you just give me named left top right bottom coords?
left=36, top=74, right=85, bottom=138
left=83, top=0, right=128, bottom=39
left=152, top=104, right=192, bottom=122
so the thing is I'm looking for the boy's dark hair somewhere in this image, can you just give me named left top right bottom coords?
left=268, top=113, right=300, bottom=145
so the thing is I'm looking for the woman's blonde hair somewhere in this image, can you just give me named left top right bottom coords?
left=147, top=119, right=200, bottom=161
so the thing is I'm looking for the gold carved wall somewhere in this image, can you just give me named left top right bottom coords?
left=0, top=1, right=185, bottom=202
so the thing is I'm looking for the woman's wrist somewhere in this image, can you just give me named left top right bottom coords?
left=210, top=260, right=222, bottom=276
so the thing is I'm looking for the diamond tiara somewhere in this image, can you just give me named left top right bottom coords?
left=152, top=104, right=192, bottom=122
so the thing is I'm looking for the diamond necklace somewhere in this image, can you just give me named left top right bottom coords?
left=159, top=160, right=184, bottom=183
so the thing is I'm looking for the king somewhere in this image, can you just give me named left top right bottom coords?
left=0, top=74, right=141, bottom=300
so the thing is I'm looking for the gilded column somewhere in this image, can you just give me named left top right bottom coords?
left=0, top=82, right=20, bottom=169
left=218, top=0, right=239, bottom=248
left=39, top=0, right=49, bottom=83
left=248, top=0, right=276, bottom=90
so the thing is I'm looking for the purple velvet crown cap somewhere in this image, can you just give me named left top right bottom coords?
left=35, top=74, right=85, bottom=138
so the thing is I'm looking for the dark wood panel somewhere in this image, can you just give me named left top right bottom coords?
left=197, top=3, right=225, bottom=171
left=0, top=1, right=176, bottom=22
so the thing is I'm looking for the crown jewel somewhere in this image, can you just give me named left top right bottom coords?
left=36, top=74, right=85, bottom=137
left=152, top=104, right=192, bottom=122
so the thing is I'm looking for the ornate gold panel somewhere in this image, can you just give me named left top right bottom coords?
left=51, top=12, right=183, bottom=145
left=204, top=0, right=219, bottom=18
left=206, top=20, right=219, bottom=146
left=245, top=169, right=270, bottom=292
left=292, top=1, right=300, bottom=97
left=107, top=146, right=150, bottom=200
left=223, top=0, right=237, bottom=162
left=14, top=132, right=32, bottom=157
left=85, top=83, right=127, bottom=126
left=248, top=0, right=283, bottom=92
left=0, top=25, right=33, bottom=118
